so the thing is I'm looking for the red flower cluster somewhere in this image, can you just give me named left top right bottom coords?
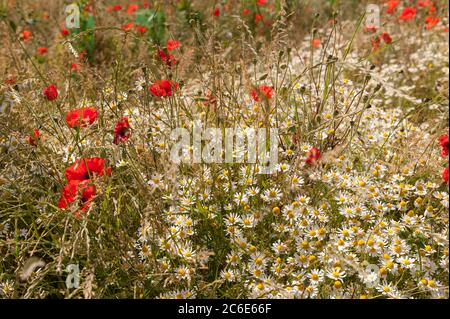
left=65, top=157, right=111, bottom=182
left=213, top=8, right=220, bottom=17
left=156, top=39, right=181, bottom=67
left=27, top=129, right=41, bottom=146
left=157, top=48, right=176, bottom=67
left=113, top=117, right=131, bottom=144
left=106, top=4, right=122, bottom=12
left=3, top=76, right=17, bottom=86
left=60, top=28, right=70, bottom=37
left=399, top=7, right=417, bottom=21
left=43, top=84, right=58, bottom=101
left=371, top=32, right=393, bottom=50
left=305, top=147, right=321, bottom=165
left=135, top=25, right=147, bottom=34
left=418, top=0, right=436, bottom=13
left=311, top=38, right=321, bottom=48
left=418, top=0, right=433, bottom=7
left=425, top=16, right=440, bottom=30
left=66, top=107, right=98, bottom=128
left=363, top=25, right=378, bottom=33
left=438, top=134, right=449, bottom=184
left=37, top=47, right=48, bottom=55
left=386, top=0, right=400, bottom=14
left=149, top=80, right=179, bottom=97
left=20, top=30, right=32, bottom=41
left=251, top=85, right=273, bottom=102
left=255, top=13, right=263, bottom=23
left=371, top=37, right=381, bottom=50
left=121, top=23, right=147, bottom=34
left=58, top=158, right=112, bottom=215
left=381, top=32, right=392, bottom=44
left=58, top=180, right=96, bottom=214
left=443, top=168, right=449, bottom=184
left=439, top=134, right=449, bottom=157
left=121, top=22, right=135, bottom=31
left=167, top=39, right=181, bottom=51
left=126, top=4, right=139, bottom=14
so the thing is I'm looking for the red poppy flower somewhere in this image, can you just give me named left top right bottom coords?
left=126, top=4, right=139, bottom=14
left=43, top=84, right=58, bottom=101
left=65, top=157, right=111, bottom=182
left=312, top=38, right=321, bottom=48
left=425, top=16, right=440, bottom=30
left=57, top=179, right=96, bottom=216
left=251, top=85, right=273, bottom=102
left=84, top=4, right=94, bottom=13
left=20, top=30, right=32, bottom=41
left=57, top=179, right=94, bottom=207
left=418, top=0, right=433, bottom=7
left=60, top=28, right=70, bottom=37
left=386, top=0, right=400, bottom=14
left=371, top=36, right=381, bottom=50
left=243, top=8, right=251, bottom=15
left=399, top=7, right=417, bottom=21
left=121, top=22, right=135, bottom=31
left=70, top=63, right=79, bottom=72
left=149, top=80, right=179, bottom=97
left=156, top=49, right=177, bottom=67
left=363, top=25, right=378, bottom=33
left=213, top=8, right=220, bottom=17
left=439, top=134, right=449, bottom=157
left=4, top=76, right=17, bottom=85
left=443, top=167, right=449, bottom=184
left=106, top=5, right=122, bottom=13
left=305, top=147, right=321, bottom=165
left=27, top=129, right=41, bottom=146
left=58, top=157, right=111, bottom=216
left=381, top=32, right=393, bottom=44
left=66, top=107, right=98, bottom=128
left=37, top=47, right=48, bottom=55
left=257, top=0, right=268, bottom=5
left=255, top=13, right=263, bottom=23
left=135, top=25, right=147, bottom=34
left=113, top=117, right=131, bottom=144
left=167, top=39, right=181, bottom=51
left=428, top=6, right=436, bottom=14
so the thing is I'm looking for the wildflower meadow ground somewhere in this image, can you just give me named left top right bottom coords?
left=0, top=0, right=449, bottom=299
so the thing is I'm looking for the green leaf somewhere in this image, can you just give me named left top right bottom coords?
left=135, top=9, right=166, bottom=45
left=9, top=20, right=16, bottom=32
left=86, top=14, right=95, bottom=29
